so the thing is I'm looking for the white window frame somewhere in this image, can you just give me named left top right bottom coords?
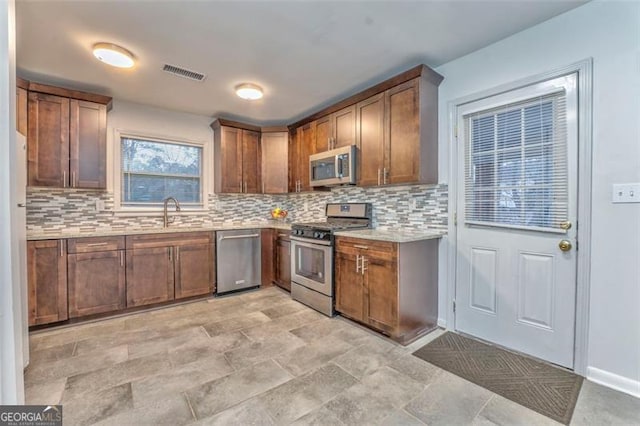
left=112, top=129, right=211, bottom=214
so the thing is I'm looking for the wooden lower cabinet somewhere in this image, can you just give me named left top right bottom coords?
left=175, top=243, right=215, bottom=298
left=125, top=232, right=215, bottom=307
left=126, top=246, right=174, bottom=307
left=334, top=236, right=438, bottom=345
left=274, top=231, right=291, bottom=291
left=27, top=240, right=68, bottom=325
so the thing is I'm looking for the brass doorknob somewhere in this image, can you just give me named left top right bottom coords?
left=559, top=240, right=572, bottom=252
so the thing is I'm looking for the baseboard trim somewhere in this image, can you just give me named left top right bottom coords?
left=437, top=318, right=447, bottom=328
left=586, top=366, right=640, bottom=398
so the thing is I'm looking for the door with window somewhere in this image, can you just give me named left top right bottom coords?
left=456, top=74, right=578, bottom=368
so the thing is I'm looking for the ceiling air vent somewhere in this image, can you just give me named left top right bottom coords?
left=162, top=64, right=206, bottom=82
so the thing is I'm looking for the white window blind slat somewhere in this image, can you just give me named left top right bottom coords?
left=464, top=92, right=568, bottom=231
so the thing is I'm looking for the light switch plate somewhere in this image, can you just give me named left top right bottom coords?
left=612, top=183, right=640, bottom=203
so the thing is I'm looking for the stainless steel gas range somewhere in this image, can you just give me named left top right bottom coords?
left=290, top=203, right=372, bottom=316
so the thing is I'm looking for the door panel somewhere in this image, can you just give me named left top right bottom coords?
left=314, top=116, right=330, bottom=152
left=126, top=247, right=174, bottom=307
left=242, top=129, right=261, bottom=193
left=68, top=250, right=125, bottom=317
left=70, top=100, right=107, bottom=189
left=365, top=256, right=397, bottom=333
left=356, top=93, right=385, bottom=187
left=275, top=238, right=291, bottom=291
left=333, top=105, right=356, bottom=148
left=288, top=129, right=299, bottom=192
left=385, top=79, right=419, bottom=185
left=456, top=74, right=578, bottom=368
left=27, top=92, right=69, bottom=187
left=220, top=127, right=243, bottom=193
left=175, top=244, right=214, bottom=298
left=517, top=252, right=554, bottom=329
left=334, top=252, right=364, bottom=322
left=27, top=240, right=67, bottom=325
left=469, top=247, right=498, bottom=314
left=298, top=124, right=314, bottom=191
left=261, top=132, right=288, bottom=194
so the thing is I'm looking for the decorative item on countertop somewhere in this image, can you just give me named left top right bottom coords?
left=270, top=207, right=288, bottom=220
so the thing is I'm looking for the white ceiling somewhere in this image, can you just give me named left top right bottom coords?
left=16, top=0, right=587, bottom=125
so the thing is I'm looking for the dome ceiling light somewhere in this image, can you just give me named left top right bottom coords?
left=235, top=83, right=263, bottom=100
left=92, top=43, right=135, bottom=68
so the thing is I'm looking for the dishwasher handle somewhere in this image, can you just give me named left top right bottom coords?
left=218, top=233, right=261, bottom=241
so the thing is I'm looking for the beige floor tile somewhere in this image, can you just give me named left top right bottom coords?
left=63, top=382, right=133, bottom=426
left=203, top=311, right=272, bottom=337
left=28, top=342, right=76, bottom=364
left=127, top=326, right=210, bottom=359
left=274, top=335, right=355, bottom=377
left=289, top=317, right=347, bottom=343
left=94, top=394, right=195, bottom=426
left=224, top=332, right=306, bottom=370
left=388, top=354, right=443, bottom=385
left=24, top=378, right=66, bottom=405
left=571, top=380, right=640, bottom=426
left=242, top=310, right=325, bottom=342
left=62, top=352, right=170, bottom=402
left=290, top=405, right=346, bottom=426
left=332, top=338, right=405, bottom=379
left=257, top=363, right=358, bottom=424
left=404, top=371, right=494, bottom=426
left=193, top=398, right=275, bottom=425
left=473, top=395, right=561, bottom=426
left=186, top=359, right=292, bottom=419
left=378, top=409, right=426, bottom=426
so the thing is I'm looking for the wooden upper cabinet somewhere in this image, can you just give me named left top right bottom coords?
left=70, top=100, right=107, bottom=189
left=385, top=78, right=420, bottom=185
left=297, top=123, right=314, bottom=191
left=213, top=120, right=264, bottom=194
left=27, top=92, right=70, bottom=188
left=332, top=105, right=356, bottom=148
left=26, top=83, right=110, bottom=189
left=16, top=85, right=28, bottom=136
left=216, top=126, right=243, bottom=193
left=27, top=240, right=68, bottom=325
left=261, top=131, right=288, bottom=194
left=313, top=116, right=331, bottom=153
left=356, top=93, right=385, bottom=187
left=311, top=106, right=356, bottom=153
left=288, top=129, right=299, bottom=192
left=242, top=129, right=261, bottom=193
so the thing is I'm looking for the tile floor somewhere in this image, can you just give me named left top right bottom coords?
left=25, top=287, right=640, bottom=426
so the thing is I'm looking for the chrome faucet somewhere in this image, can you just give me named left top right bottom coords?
left=163, top=197, right=181, bottom=228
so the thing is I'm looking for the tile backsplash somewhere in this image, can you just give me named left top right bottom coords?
left=26, top=184, right=447, bottom=235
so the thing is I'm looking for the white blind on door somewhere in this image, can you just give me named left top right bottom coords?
left=464, top=91, right=568, bottom=232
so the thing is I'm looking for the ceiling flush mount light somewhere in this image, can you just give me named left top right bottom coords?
left=92, top=43, right=135, bottom=68
left=235, top=83, right=263, bottom=100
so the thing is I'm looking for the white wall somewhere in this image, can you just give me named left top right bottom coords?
left=435, top=0, right=640, bottom=394
left=0, top=0, right=26, bottom=404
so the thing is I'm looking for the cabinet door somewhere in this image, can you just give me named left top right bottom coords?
left=335, top=251, right=365, bottom=322
left=27, top=92, right=69, bottom=187
left=126, top=247, right=174, bottom=307
left=220, top=126, right=243, bottom=193
left=275, top=237, right=291, bottom=291
left=70, top=100, right=107, bottom=189
left=385, top=78, right=420, bottom=185
left=365, top=255, right=398, bottom=333
left=298, top=123, right=314, bottom=191
left=17, top=86, right=28, bottom=136
left=288, top=129, right=299, bottom=192
left=314, top=116, right=331, bottom=152
left=27, top=240, right=67, bottom=325
left=242, top=129, right=261, bottom=193
left=68, top=250, right=125, bottom=318
left=356, top=93, right=385, bottom=187
left=261, top=131, right=288, bottom=194
left=333, top=105, right=356, bottom=148
left=175, top=244, right=214, bottom=298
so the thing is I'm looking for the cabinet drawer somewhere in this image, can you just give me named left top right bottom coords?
left=126, top=232, right=213, bottom=249
left=335, top=236, right=397, bottom=259
left=68, top=236, right=125, bottom=253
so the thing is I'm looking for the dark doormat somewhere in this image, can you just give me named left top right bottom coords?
left=412, top=332, right=583, bottom=424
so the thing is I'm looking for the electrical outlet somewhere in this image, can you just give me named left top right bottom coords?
left=612, top=183, right=640, bottom=203
left=95, top=200, right=105, bottom=211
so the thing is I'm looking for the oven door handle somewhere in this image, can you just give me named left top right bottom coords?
left=290, top=236, right=332, bottom=247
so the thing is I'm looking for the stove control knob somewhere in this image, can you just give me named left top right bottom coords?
left=313, top=232, right=320, bottom=239
left=317, top=232, right=326, bottom=239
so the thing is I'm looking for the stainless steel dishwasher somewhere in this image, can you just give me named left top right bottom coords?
left=216, top=229, right=262, bottom=295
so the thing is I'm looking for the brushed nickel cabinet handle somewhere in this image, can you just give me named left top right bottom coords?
left=383, top=167, right=389, bottom=185
left=355, top=254, right=361, bottom=273
left=120, top=251, right=124, bottom=267
left=169, top=247, right=173, bottom=261
left=60, top=241, right=64, bottom=257
left=377, top=168, right=381, bottom=186
left=176, top=247, right=180, bottom=262
left=86, top=242, right=108, bottom=247
left=63, top=171, right=66, bottom=188
left=353, top=245, right=369, bottom=250
left=71, top=171, right=76, bottom=187
left=361, top=257, right=368, bottom=274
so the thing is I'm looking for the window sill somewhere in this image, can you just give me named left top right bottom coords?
left=113, top=208, right=209, bottom=218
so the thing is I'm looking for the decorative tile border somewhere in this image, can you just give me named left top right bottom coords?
left=26, top=184, right=447, bottom=235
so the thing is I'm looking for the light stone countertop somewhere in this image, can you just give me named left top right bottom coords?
left=27, top=221, right=291, bottom=241
left=333, top=228, right=447, bottom=243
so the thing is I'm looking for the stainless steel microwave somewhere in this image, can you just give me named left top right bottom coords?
left=309, top=145, right=357, bottom=187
